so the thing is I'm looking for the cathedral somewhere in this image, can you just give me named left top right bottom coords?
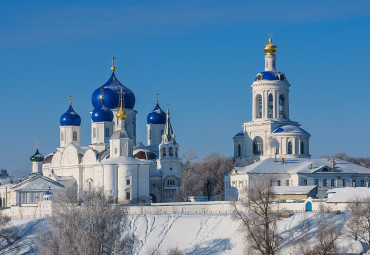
left=233, top=38, right=310, bottom=162
left=40, top=59, right=182, bottom=204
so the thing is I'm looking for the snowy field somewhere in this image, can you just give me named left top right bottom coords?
left=2, top=212, right=370, bottom=254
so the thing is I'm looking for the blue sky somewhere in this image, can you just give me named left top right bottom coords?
left=1, top=0, right=370, bottom=176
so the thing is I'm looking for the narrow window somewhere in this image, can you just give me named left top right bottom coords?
left=279, top=95, right=285, bottom=118
left=257, top=94, right=262, bottom=118
left=126, top=192, right=131, bottom=200
left=287, top=141, right=293, bottom=154
left=323, top=179, right=327, bottom=187
left=342, top=179, right=346, bottom=187
left=277, top=180, right=281, bottom=186
left=175, top=148, right=178, bottom=157
left=93, top=128, right=96, bottom=138
left=268, top=94, right=273, bottom=118
left=73, top=131, right=77, bottom=141
left=315, top=179, right=319, bottom=186
left=105, top=127, right=109, bottom=138
left=300, top=142, right=304, bottom=154
left=238, top=144, right=241, bottom=157
left=169, top=147, right=173, bottom=156
left=162, top=147, right=166, bottom=156
left=126, top=179, right=131, bottom=185
left=253, top=137, right=263, bottom=155
left=60, top=132, right=64, bottom=141
left=361, top=180, right=365, bottom=187
left=331, top=179, right=335, bottom=187
left=285, top=180, right=289, bottom=186
left=303, top=179, right=307, bottom=186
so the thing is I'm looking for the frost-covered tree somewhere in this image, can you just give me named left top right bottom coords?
left=0, top=211, right=20, bottom=249
left=347, top=197, right=370, bottom=245
left=37, top=187, right=136, bottom=255
left=232, top=177, right=282, bottom=255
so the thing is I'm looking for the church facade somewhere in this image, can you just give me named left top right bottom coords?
left=42, top=60, right=182, bottom=204
left=233, top=38, right=310, bottom=162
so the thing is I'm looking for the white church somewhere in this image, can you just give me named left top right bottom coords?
left=38, top=60, right=182, bottom=204
left=225, top=38, right=370, bottom=200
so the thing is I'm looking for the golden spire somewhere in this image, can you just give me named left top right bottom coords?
left=166, top=103, right=170, bottom=116
left=69, top=94, right=72, bottom=105
left=117, top=88, right=127, bottom=120
left=156, top=92, right=159, bottom=103
left=111, top=56, right=116, bottom=72
left=264, top=32, right=278, bottom=56
left=100, top=88, right=104, bottom=100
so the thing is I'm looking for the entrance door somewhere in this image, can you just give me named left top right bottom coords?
left=305, top=201, right=312, bottom=212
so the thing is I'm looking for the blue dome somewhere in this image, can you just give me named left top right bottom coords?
left=60, top=105, right=81, bottom=126
left=91, top=72, right=135, bottom=109
left=45, top=190, right=51, bottom=196
left=273, top=125, right=310, bottom=136
left=91, top=101, right=114, bottom=123
left=147, top=103, right=166, bottom=124
left=255, top=71, right=286, bottom=81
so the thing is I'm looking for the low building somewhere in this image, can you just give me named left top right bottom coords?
left=225, top=158, right=370, bottom=200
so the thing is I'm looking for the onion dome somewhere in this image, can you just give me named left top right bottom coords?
left=92, top=89, right=114, bottom=122
left=91, top=72, right=135, bottom=110
left=30, top=148, right=44, bottom=162
left=147, top=103, right=166, bottom=124
left=255, top=71, right=286, bottom=81
left=273, top=125, right=310, bottom=136
left=264, top=38, right=278, bottom=56
left=60, top=97, right=81, bottom=126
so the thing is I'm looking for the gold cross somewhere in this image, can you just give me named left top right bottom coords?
left=166, top=103, right=170, bottom=115
left=69, top=94, right=72, bottom=105
left=36, top=137, right=39, bottom=149
left=268, top=29, right=273, bottom=39
left=111, top=56, right=116, bottom=72
left=156, top=92, right=159, bottom=103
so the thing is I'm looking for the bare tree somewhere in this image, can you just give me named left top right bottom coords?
left=232, top=177, right=282, bottom=255
left=37, top=187, right=136, bottom=255
left=292, top=209, right=342, bottom=255
left=347, top=197, right=370, bottom=245
left=0, top=211, right=20, bottom=249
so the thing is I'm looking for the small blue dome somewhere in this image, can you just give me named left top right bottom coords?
left=92, top=101, right=114, bottom=123
left=60, top=105, right=81, bottom=126
left=91, top=72, right=135, bottom=110
left=255, top=71, right=286, bottom=81
left=147, top=103, right=166, bottom=124
left=45, top=190, right=51, bottom=196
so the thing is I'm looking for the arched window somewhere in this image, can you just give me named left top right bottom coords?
left=73, top=131, right=77, bottom=141
left=287, top=141, right=293, bottom=154
left=257, top=94, right=262, bottom=118
left=105, top=127, right=110, bottom=138
left=169, top=147, right=173, bottom=156
left=253, top=137, right=263, bottom=155
left=60, top=132, right=64, bottom=141
left=279, top=95, right=285, bottom=118
left=300, top=141, right=304, bottom=154
left=268, top=94, right=273, bottom=118
left=238, top=144, right=241, bottom=157
left=162, top=147, right=166, bottom=156
left=93, top=128, right=96, bottom=138
left=323, top=179, right=327, bottom=187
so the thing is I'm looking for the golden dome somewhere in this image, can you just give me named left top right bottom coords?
left=117, top=107, right=127, bottom=120
left=264, top=38, right=278, bottom=56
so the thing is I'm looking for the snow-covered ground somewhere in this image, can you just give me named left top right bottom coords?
left=2, top=212, right=370, bottom=254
